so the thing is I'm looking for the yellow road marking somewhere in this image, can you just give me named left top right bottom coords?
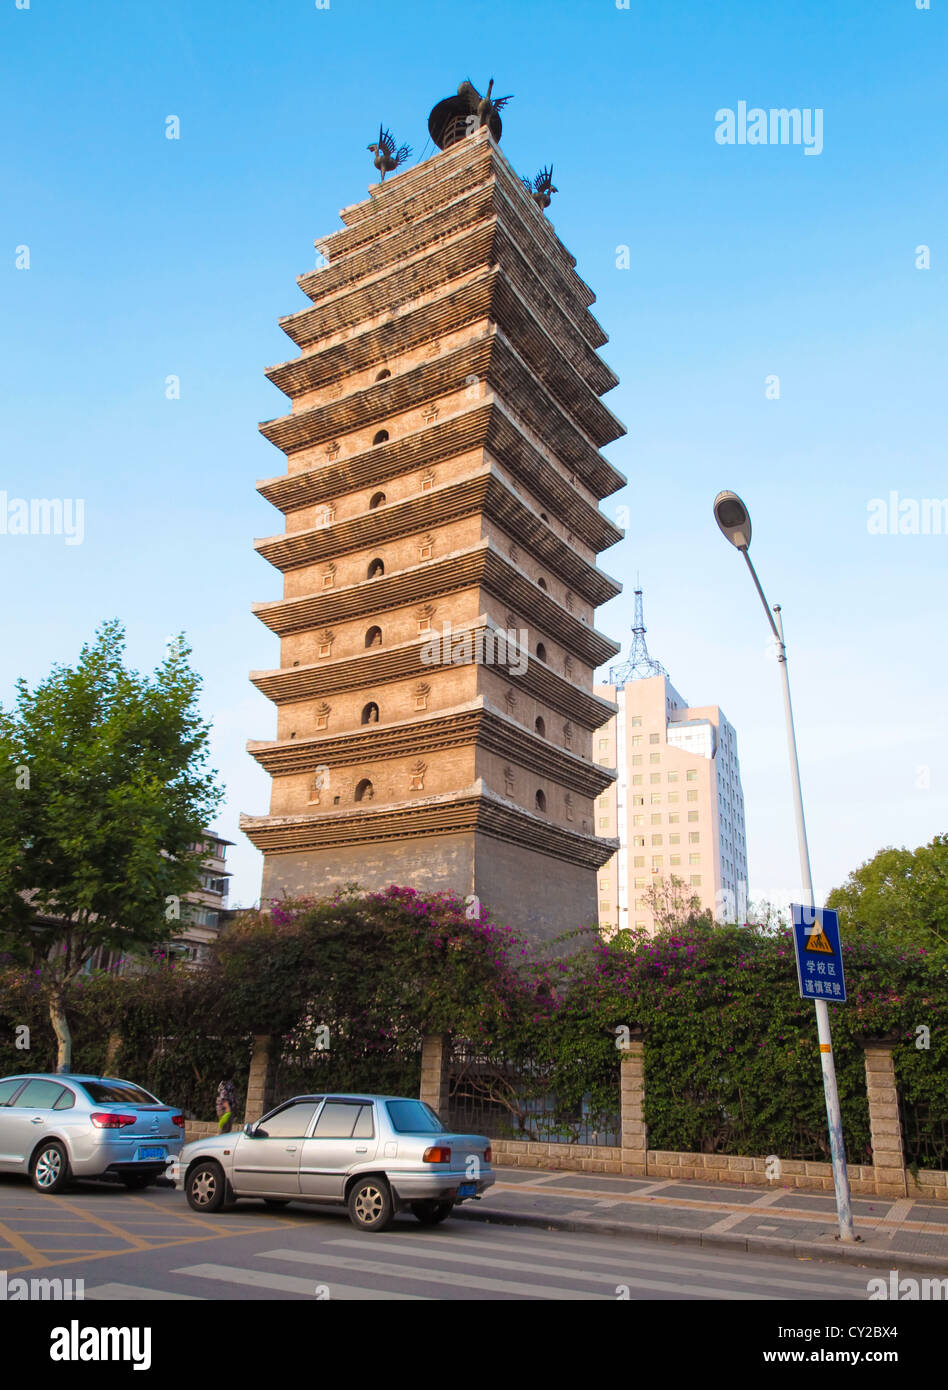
left=130, top=1193, right=239, bottom=1234
left=5, top=1218, right=309, bottom=1275
left=0, top=1218, right=47, bottom=1267
left=50, top=1197, right=153, bottom=1251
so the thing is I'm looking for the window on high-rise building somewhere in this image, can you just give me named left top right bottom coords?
left=669, top=814, right=679, bottom=825
left=634, top=878, right=646, bottom=888
left=632, top=775, right=643, bottom=785
left=686, top=769, right=698, bottom=782
left=630, top=717, right=642, bottom=727
left=689, top=831, right=700, bottom=844
left=632, top=755, right=643, bottom=766
left=652, top=856, right=663, bottom=870
left=669, top=833, right=680, bottom=845
left=690, top=875, right=701, bottom=887
left=670, top=855, right=680, bottom=866
left=650, top=773, right=661, bottom=784
left=687, top=791, right=698, bottom=802
left=668, top=792, right=679, bottom=804
left=651, top=834, right=662, bottom=845
left=649, top=733, right=660, bottom=744
left=668, top=771, right=679, bottom=783
left=689, top=854, right=701, bottom=865
left=633, top=815, right=645, bottom=826
left=650, top=793, right=661, bottom=804
left=633, top=856, right=645, bottom=867
left=649, top=753, right=660, bottom=764
left=650, top=814, right=661, bottom=825
left=633, top=795, right=645, bottom=806
left=633, top=836, right=645, bottom=847
left=631, top=735, right=642, bottom=746
left=688, top=810, right=699, bottom=822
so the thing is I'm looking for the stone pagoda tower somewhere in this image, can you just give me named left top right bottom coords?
left=241, top=85, right=625, bottom=941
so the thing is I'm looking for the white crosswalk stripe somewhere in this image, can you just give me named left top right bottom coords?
left=85, top=1283, right=203, bottom=1300
left=356, top=1230, right=866, bottom=1297
left=258, top=1245, right=764, bottom=1300
left=256, top=1248, right=607, bottom=1299
left=170, top=1263, right=429, bottom=1299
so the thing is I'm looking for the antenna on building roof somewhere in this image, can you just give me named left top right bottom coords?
left=608, top=586, right=668, bottom=687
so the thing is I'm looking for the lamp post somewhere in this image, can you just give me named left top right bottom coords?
left=713, top=490, right=858, bottom=1244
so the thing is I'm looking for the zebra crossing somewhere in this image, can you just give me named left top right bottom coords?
left=83, top=1224, right=873, bottom=1301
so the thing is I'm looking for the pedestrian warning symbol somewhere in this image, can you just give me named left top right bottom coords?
left=791, top=905, right=847, bottom=1003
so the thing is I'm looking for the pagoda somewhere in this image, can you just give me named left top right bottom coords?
left=241, top=84, right=625, bottom=940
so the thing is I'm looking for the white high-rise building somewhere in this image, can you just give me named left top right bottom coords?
left=593, top=592, right=748, bottom=934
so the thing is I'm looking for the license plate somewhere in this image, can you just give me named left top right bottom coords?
left=137, top=1146, right=166, bottom=1161
left=457, top=1182, right=476, bottom=1198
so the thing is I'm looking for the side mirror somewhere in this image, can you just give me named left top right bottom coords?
left=243, top=1122, right=255, bottom=1136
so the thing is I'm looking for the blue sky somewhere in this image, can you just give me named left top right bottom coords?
left=2, top=0, right=945, bottom=912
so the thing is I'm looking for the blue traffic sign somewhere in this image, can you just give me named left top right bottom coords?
left=791, top=904, right=847, bottom=1003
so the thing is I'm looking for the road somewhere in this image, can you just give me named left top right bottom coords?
left=0, top=1175, right=885, bottom=1300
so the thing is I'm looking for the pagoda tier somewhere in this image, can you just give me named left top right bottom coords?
left=242, top=124, right=624, bottom=941
left=257, top=401, right=622, bottom=554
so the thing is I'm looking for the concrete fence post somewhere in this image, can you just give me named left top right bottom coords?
left=420, top=1034, right=451, bottom=1119
left=244, top=1034, right=276, bottom=1124
left=620, top=1029, right=648, bottom=1178
left=862, top=1041, right=908, bottom=1199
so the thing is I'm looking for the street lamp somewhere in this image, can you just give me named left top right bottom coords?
left=713, top=490, right=858, bottom=1244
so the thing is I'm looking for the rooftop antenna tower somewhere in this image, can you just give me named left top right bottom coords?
left=608, top=585, right=668, bottom=687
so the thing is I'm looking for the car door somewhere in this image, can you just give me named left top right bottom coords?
left=231, top=1099, right=322, bottom=1196
left=0, top=1078, right=28, bottom=1167
left=299, top=1100, right=378, bottom=1199
left=3, top=1078, right=66, bottom=1168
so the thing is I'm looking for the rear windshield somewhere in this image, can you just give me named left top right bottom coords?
left=79, top=1080, right=161, bottom=1106
left=385, top=1100, right=445, bottom=1134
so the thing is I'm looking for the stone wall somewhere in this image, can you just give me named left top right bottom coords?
left=427, top=1034, right=948, bottom=1201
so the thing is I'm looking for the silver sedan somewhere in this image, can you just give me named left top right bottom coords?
left=169, top=1093, right=494, bottom=1232
left=0, top=1073, right=184, bottom=1192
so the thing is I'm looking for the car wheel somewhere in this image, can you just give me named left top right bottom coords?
left=186, top=1160, right=227, bottom=1213
left=411, top=1200, right=454, bottom=1226
left=121, top=1174, right=156, bottom=1191
left=263, top=1198, right=290, bottom=1208
left=31, top=1141, right=71, bottom=1194
left=347, top=1177, right=394, bottom=1232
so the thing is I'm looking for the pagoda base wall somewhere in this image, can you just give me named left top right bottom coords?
left=260, top=830, right=596, bottom=946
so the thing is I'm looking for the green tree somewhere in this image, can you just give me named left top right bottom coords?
left=826, top=835, right=948, bottom=960
left=0, top=621, right=223, bottom=1069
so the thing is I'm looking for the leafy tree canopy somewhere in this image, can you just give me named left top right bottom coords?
left=0, top=620, right=223, bottom=1065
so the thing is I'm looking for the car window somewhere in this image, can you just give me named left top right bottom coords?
left=53, top=1088, right=76, bottom=1110
left=385, top=1100, right=445, bottom=1134
left=311, top=1101, right=364, bottom=1139
left=0, top=1078, right=24, bottom=1105
left=13, top=1079, right=67, bottom=1109
left=255, top=1102, right=321, bottom=1139
left=352, top=1105, right=375, bottom=1139
left=79, top=1081, right=160, bottom=1106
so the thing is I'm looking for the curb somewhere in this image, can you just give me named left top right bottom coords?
left=453, top=1203, right=948, bottom=1276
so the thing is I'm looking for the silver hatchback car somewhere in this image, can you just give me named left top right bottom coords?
left=170, top=1093, right=494, bottom=1232
left=0, top=1073, right=184, bottom=1193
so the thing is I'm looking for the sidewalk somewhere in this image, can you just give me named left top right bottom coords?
left=457, top=1165, right=948, bottom=1274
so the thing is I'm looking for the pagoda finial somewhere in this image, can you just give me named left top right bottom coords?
left=428, top=78, right=507, bottom=150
